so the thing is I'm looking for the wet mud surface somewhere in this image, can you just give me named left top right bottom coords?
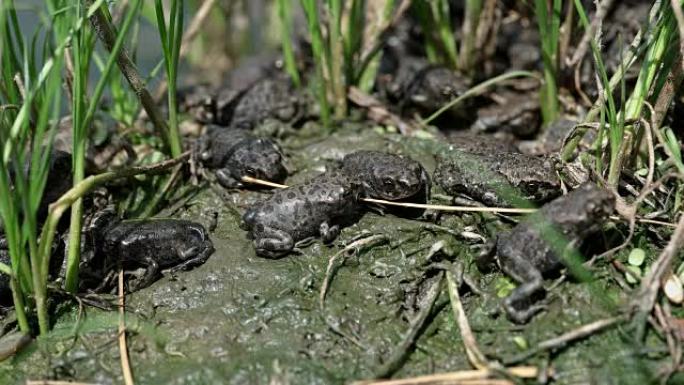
left=0, top=126, right=669, bottom=385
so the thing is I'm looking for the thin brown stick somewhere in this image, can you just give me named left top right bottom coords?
left=240, top=176, right=535, bottom=214
left=358, top=0, right=412, bottom=69
left=118, top=270, right=134, bottom=385
left=374, top=273, right=444, bottom=379
left=505, top=316, right=625, bottom=365
left=319, top=235, right=387, bottom=308
left=568, top=0, right=615, bottom=66
left=655, top=303, right=680, bottom=378
left=635, top=218, right=678, bottom=228
left=180, top=0, right=218, bottom=58
left=142, top=163, right=184, bottom=218
left=672, top=0, right=684, bottom=72
left=352, top=366, right=542, bottom=385
left=241, top=176, right=684, bottom=227
left=348, top=86, right=419, bottom=135
left=650, top=54, right=684, bottom=130
left=446, top=270, right=488, bottom=369
left=361, top=198, right=536, bottom=214
left=0, top=332, right=31, bottom=361
left=26, top=382, right=100, bottom=385
left=88, top=1, right=171, bottom=151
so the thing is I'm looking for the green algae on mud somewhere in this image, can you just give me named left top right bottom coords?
left=0, top=125, right=667, bottom=384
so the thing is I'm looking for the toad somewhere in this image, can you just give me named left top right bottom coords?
left=90, top=210, right=214, bottom=291
left=198, top=125, right=287, bottom=188
left=434, top=151, right=560, bottom=207
left=340, top=150, right=430, bottom=201
left=479, top=183, right=615, bottom=323
left=241, top=171, right=361, bottom=258
left=470, top=91, right=540, bottom=138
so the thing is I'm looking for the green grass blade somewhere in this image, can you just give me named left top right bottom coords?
left=277, top=0, right=300, bottom=87
left=300, top=0, right=330, bottom=127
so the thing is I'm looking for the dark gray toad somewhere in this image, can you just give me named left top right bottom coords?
left=434, top=151, right=560, bottom=207
left=223, top=75, right=304, bottom=129
left=91, top=211, right=214, bottom=291
left=178, top=75, right=306, bottom=129
left=198, top=124, right=287, bottom=188
left=340, top=150, right=430, bottom=201
left=400, top=65, right=470, bottom=115
left=446, top=132, right=520, bottom=155
left=242, top=171, right=361, bottom=258
left=378, top=53, right=469, bottom=117
left=470, top=91, right=540, bottom=138
left=242, top=151, right=433, bottom=258
left=479, top=183, right=615, bottom=323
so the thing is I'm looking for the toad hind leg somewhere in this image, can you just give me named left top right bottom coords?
left=319, top=222, right=340, bottom=244
left=500, top=257, right=546, bottom=324
left=166, top=242, right=215, bottom=274
left=255, top=227, right=294, bottom=258
left=128, top=257, right=161, bottom=292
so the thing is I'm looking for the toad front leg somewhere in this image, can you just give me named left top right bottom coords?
left=254, top=227, right=295, bottom=258
left=497, top=250, right=546, bottom=324
left=319, top=221, right=340, bottom=244
left=216, top=168, right=243, bottom=189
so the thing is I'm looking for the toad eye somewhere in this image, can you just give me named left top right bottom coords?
left=383, top=178, right=393, bottom=186
left=245, top=167, right=256, bottom=176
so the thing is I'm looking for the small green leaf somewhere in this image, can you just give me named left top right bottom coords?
left=635, top=168, right=648, bottom=176
left=625, top=265, right=641, bottom=285
left=411, top=130, right=434, bottom=140
left=628, top=248, right=646, bottom=266
left=512, top=336, right=528, bottom=350
left=495, top=277, right=516, bottom=298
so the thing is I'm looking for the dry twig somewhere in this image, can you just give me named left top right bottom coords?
left=88, top=1, right=171, bottom=151
left=352, top=366, right=543, bottom=385
left=26, top=382, right=100, bottom=385
left=319, top=234, right=387, bottom=308
left=118, top=270, right=134, bottom=385
left=671, top=0, right=684, bottom=72
left=568, top=0, right=615, bottom=66
left=374, top=273, right=444, bottom=379
left=505, top=316, right=625, bottom=365
left=348, top=87, right=419, bottom=135
left=242, top=175, right=535, bottom=214
left=445, top=270, right=488, bottom=370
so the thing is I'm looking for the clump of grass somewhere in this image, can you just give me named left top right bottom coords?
left=413, top=0, right=459, bottom=68
left=281, top=1, right=408, bottom=126
left=300, top=0, right=331, bottom=127
left=534, top=0, right=562, bottom=125
left=568, top=0, right=682, bottom=187
left=0, top=0, right=145, bottom=334
left=277, top=0, right=300, bottom=87
left=155, top=0, right=184, bottom=158
left=65, top=0, right=142, bottom=293
left=0, top=0, right=69, bottom=334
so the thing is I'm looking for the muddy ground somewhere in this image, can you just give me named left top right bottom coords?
left=0, top=124, right=674, bottom=385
